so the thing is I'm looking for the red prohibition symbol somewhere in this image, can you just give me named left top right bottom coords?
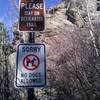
left=23, top=54, right=40, bottom=71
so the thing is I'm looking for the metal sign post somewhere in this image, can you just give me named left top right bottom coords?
left=28, top=32, right=35, bottom=100
left=18, top=0, right=46, bottom=100
left=28, top=88, right=34, bottom=100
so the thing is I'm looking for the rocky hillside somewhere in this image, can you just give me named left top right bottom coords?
left=9, top=2, right=100, bottom=100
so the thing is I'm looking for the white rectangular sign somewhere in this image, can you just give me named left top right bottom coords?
left=15, top=44, right=46, bottom=87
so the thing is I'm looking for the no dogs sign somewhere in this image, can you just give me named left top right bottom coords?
left=15, top=44, right=46, bottom=87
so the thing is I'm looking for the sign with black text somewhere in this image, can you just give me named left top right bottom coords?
left=19, top=0, right=45, bottom=31
left=15, top=44, right=46, bottom=87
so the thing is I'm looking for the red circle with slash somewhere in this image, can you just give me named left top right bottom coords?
left=23, top=54, right=40, bottom=71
